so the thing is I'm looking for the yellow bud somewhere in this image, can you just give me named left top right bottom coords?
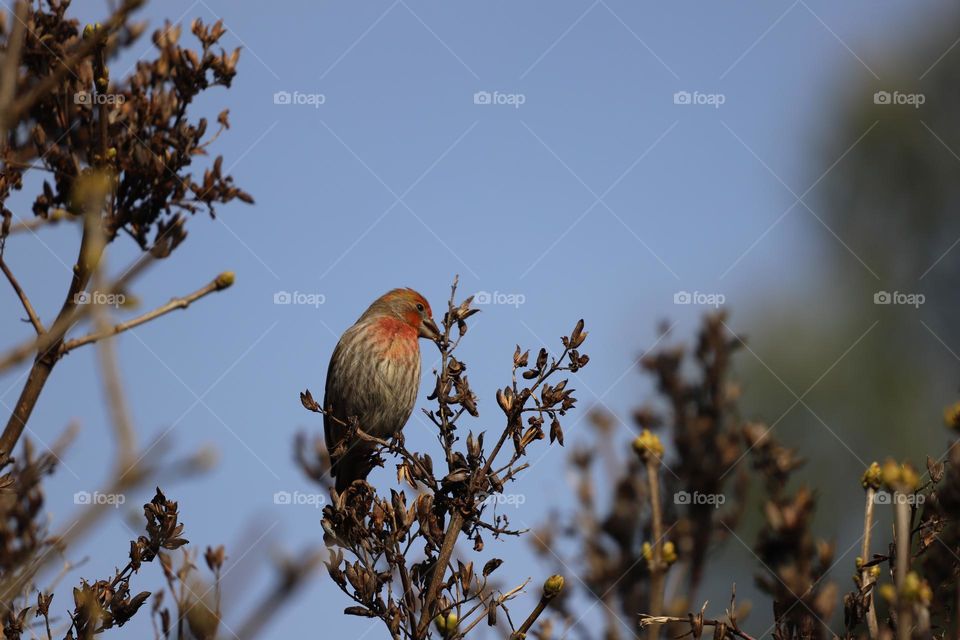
left=861, top=462, right=881, bottom=490
left=869, top=566, right=880, bottom=579
left=945, top=401, right=960, bottom=430
left=662, top=541, right=677, bottom=564
left=855, top=556, right=863, bottom=569
left=901, top=572, right=921, bottom=600
left=900, top=465, right=920, bottom=492
left=434, top=613, right=458, bottom=636
left=880, top=459, right=901, bottom=489
left=632, top=429, right=664, bottom=459
left=215, top=271, right=235, bottom=289
left=641, top=542, right=652, bottom=561
left=878, top=583, right=896, bottom=602
left=543, top=574, right=564, bottom=598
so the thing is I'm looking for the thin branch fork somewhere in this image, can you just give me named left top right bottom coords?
left=60, top=271, right=234, bottom=354
left=0, top=250, right=156, bottom=374
left=0, top=264, right=232, bottom=460
left=0, top=255, right=45, bottom=334
left=452, top=578, right=529, bottom=639
left=0, top=209, right=107, bottom=461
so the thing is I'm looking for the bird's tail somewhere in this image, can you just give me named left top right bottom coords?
left=331, top=442, right=375, bottom=493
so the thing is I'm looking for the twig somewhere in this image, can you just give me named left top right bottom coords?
left=0, top=251, right=155, bottom=374
left=234, top=550, right=322, bottom=640
left=646, top=454, right=665, bottom=640
left=638, top=614, right=759, bottom=640
left=862, top=487, right=879, bottom=639
left=7, top=209, right=73, bottom=235
left=509, top=575, right=563, bottom=639
left=0, top=207, right=106, bottom=459
left=0, top=256, right=45, bottom=334
left=60, top=271, right=235, bottom=354
left=454, top=579, right=529, bottom=639
left=88, top=219, right=138, bottom=466
left=894, top=493, right=912, bottom=640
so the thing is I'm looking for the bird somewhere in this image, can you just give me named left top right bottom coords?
left=323, top=288, right=440, bottom=493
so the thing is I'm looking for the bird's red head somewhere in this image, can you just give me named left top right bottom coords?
left=362, top=288, right=440, bottom=342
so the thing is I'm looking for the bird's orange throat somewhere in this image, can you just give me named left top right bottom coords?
left=371, top=316, right=421, bottom=358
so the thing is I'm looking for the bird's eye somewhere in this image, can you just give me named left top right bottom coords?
left=416, top=303, right=424, bottom=312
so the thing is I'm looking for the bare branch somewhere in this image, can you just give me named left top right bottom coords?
left=0, top=256, right=44, bottom=335
left=61, top=271, right=235, bottom=354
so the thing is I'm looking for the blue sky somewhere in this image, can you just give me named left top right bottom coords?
left=1, top=1, right=958, bottom=637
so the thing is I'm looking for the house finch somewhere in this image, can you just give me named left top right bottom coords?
left=324, top=288, right=440, bottom=492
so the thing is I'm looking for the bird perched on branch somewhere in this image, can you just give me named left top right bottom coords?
left=324, top=288, right=440, bottom=493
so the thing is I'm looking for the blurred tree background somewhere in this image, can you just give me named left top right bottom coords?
left=554, top=7, right=960, bottom=636
left=718, top=3, right=960, bottom=629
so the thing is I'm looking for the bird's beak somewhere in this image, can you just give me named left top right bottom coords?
left=419, top=316, right=441, bottom=341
